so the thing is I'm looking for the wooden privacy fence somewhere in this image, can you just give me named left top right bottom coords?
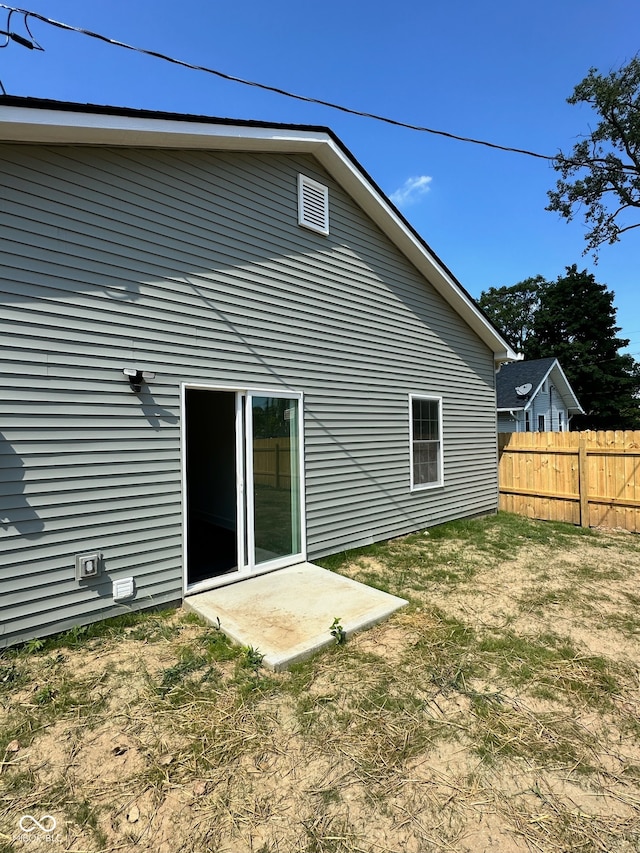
left=253, top=437, right=292, bottom=490
left=498, top=431, right=640, bottom=533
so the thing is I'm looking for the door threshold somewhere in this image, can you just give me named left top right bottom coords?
left=185, top=559, right=303, bottom=597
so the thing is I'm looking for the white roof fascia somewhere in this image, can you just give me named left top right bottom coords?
left=0, top=104, right=517, bottom=361
left=549, top=361, right=585, bottom=414
left=0, top=104, right=327, bottom=150
left=529, top=369, right=551, bottom=408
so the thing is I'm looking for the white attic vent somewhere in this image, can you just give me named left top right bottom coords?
left=298, top=174, right=329, bottom=235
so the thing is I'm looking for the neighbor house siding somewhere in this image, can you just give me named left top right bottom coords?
left=530, top=386, right=549, bottom=431
left=497, top=412, right=520, bottom=432
left=529, top=379, right=567, bottom=432
left=0, top=143, right=497, bottom=647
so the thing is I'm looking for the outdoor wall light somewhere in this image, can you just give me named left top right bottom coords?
left=123, top=367, right=156, bottom=393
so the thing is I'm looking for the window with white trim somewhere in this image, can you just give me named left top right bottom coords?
left=298, top=174, right=329, bottom=235
left=538, top=414, right=545, bottom=431
left=410, top=395, right=443, bottom=489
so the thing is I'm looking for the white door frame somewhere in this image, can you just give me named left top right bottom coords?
left=181, top=381, right=307, bottom=596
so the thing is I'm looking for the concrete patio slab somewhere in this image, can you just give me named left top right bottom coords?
left=184, top=563, right=408, bottom=671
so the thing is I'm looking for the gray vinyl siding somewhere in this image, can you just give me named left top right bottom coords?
left=497, top=412, right=521, bottom=432
left=497, top=385, right=570, bottom=434
left=1, top=143, right=497, bottom=647
left=529, top=381, right=567, bottom=432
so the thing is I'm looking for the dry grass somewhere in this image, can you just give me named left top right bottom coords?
left=1, top=513, right=640, bottom=852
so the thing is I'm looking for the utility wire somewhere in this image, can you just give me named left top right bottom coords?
left=0, top=3, right=560, bottom=163
left=0, top=5, right=42, bottom=49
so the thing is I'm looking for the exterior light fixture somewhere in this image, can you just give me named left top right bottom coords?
left=123, top=368, right=156, bottom=393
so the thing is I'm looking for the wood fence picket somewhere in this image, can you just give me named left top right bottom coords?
left=498, top=431, right=640, bottom=533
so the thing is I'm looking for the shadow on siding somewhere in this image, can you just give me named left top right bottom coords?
left=138, top=391, right=179, bottom=431
left=0, top=431, right=45, bottom=538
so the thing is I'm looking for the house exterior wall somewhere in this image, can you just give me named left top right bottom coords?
left=529, top=381, right=567, bottom=431
left=534, top=380, right=567, bottom=432
left=497, top=412, right=522, bottom=432
left=0, top=143, right=498, bottom=647
left=498, top=387, right=570, bottom=433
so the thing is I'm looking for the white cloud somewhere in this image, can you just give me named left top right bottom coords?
left=389, top=175, right=432, bottom=207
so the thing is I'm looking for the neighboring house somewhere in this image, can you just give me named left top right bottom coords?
left=496, top=357, right=584, bottom=433
left=0, top=97, right=516, bottom=648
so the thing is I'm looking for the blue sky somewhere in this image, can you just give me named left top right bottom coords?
left=2, top=0, right=639, bottom=359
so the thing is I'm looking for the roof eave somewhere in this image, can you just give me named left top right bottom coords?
left=0, top=100, right=517, bottom=361
left=549, top=362, right=584, bottom=414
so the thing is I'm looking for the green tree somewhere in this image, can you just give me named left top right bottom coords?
left=477, top=276, right=547, bottom=352
left=525, top=265, right=640, bottom=429
left=547, top=56, right=640, bottom=255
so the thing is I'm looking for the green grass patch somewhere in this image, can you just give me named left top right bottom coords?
left=426, top=512, right=597, bottom=551
left=4, top=608, right=180, bottom=657
left=157, top=651, right=213, bottom=695
left=318, top=513, right=604, bottom=600
left=0, top=711, right=43, bottom=756
left=518, top=586, right=576, bottom=611
left=469, top=694, right=595, bottom=770
left=570, top=561, right=628, bottom=581
left=603, top=609, right=640, bottom=637
left=477, top=631, right=620, bottom=704
left=67, top=798, right=108, bottom=848
left=0, top=659, right=29, bottom=693
left=198, top=628, right=242, bottom=662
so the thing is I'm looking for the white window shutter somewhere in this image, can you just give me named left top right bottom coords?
left=298, top=174, right=329, bottom=235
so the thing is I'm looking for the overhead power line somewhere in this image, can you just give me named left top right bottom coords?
left=0, top=5, right=42, bottom=50
left=0, top=3, right=559, bottom=163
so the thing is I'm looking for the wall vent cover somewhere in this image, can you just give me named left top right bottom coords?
left=113, top=577, right=135, bottom=601
left=298, top=174, right=329, bottom=235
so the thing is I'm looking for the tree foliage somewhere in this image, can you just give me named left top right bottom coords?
left=480, top=267, right=640, bottom=429
left=477, top=276, right=547, bottom=352
left=524, top=266, right=640, bottom=429
left=547, top=56, right=640, bottom=255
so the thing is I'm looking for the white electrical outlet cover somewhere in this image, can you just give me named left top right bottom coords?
left=113, top=578, right=135, bottom=601
left=76, top=552, right=102, bottom=581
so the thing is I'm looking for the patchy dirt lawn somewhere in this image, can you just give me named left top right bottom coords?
left=1, top=513, right=640, bottom=853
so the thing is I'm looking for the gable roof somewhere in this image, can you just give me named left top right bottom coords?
left=0, top=95, right=517, bottom=364
left=496, top=358, right=584, bottom=413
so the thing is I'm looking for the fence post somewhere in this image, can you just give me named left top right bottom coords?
left=578, top=438, right=589, bottom=528
left=275, top=442, right=280, bottom=489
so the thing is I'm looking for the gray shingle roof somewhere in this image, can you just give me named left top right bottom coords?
left=496, top=357, right=557, bottom=409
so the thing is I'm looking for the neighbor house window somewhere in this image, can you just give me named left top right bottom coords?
left=410, top=395, right=443, bottom=489
left=538, top=414, right=545, bottom=431
left=558, top=411, right=564, bottom=431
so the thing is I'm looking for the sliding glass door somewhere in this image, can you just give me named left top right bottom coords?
left=184, top=385, right=305, bottom=592
left=245, top=393, right=303, bottom=570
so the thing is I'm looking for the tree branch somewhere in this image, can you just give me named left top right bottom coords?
left=548, top=56, right=640, bottom=253
left=614, top=221, right=640, bottom=236
left=604, top=107, right=640, bottom=170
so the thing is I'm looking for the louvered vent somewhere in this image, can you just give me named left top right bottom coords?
left=298, top=174, right=329, bottom=235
